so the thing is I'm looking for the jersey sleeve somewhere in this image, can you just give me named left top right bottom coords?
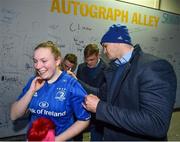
left=70, top=80, right=91, bottom=121
left=17, top=76, right=35, bottom=100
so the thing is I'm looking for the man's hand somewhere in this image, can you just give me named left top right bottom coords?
left=83, top=94, right=100, bottom=113
left=67, top=70, right=78, bottom=80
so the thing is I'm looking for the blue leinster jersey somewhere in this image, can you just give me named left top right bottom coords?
left=18, top=71, right=91, bottom=136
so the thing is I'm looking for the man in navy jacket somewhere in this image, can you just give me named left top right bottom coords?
left=83, top=24, right=177, bottom=141
left=74, top=44, right=108, bottom=141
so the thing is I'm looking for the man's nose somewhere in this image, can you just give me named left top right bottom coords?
left=87, top=60, right=92, bottom=65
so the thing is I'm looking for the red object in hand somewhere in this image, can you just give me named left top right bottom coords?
left=27, top=117, right=55, bottom=141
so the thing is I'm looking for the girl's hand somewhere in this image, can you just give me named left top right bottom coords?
left=29, top=76, right=45, bottom=93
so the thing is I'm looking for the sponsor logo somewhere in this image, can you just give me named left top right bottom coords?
left=39, top=101, right=49, bottom=108
left=29, top=108, right=66, bottom=117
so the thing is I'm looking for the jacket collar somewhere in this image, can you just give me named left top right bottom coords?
left=110, top=44, right=142, bottom=103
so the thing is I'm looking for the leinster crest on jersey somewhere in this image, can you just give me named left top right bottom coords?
left=55, top=88, right=66, bottom=101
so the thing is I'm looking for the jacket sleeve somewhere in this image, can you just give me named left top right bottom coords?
left=78, top=79, right=99, bottom=95
left=96, top=60, right=177, bottom=138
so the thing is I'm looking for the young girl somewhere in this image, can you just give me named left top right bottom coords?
left=10, top=41, right=90, bottom=141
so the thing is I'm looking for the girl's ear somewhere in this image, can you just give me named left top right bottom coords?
left=56, top=57, right=61, bottom=66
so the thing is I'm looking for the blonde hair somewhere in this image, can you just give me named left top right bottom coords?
left=34, top=41, right=61, bottom=59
